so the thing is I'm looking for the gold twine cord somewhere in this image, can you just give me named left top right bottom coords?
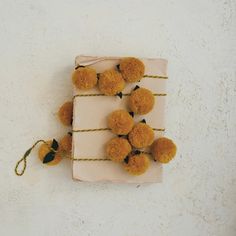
left=70, top=157, right=110, bottom=161
left=15, top=120, right=165, bottom=175
left=153, top=128, right=165, bottom=132
left=73, top=128, right=165, bottom=132
left=143, top=75, right=168, bottom=79
left=73, top=93, right=166, bottom=98
left=15, top=139, right=155, bottom=176
left=73, top=128, right=110, bottom=132
left=66, top=151, right=152, bottom=162
left=122, top=93, right=167, bottom=97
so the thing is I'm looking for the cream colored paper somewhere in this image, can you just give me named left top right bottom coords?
left=72, top=56, right=168, bottom=183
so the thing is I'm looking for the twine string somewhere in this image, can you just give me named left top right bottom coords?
left=73, top=93, right=166, bottom=98
left=143, top=74, right=168, bottom=79
left=73, top=128, right=165, bottom=132
left=73, top=128, right=111, bottom=132
left=70, top=157, right=110, bottom=161
left=153, top=128, right=165, bottom=132
left=15, top=138, right=156, bottom=176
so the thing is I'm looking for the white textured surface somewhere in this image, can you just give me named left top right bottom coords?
left=0, top=0, right=235, bottom=235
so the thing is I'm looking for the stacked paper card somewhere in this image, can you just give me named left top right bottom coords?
left=72, top=56, right=168, bottom=183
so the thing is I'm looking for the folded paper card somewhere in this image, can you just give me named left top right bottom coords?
left=72, top=56, right=168, bottom=183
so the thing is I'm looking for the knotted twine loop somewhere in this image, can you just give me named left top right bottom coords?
left=15, top=140, right=57, bottom=176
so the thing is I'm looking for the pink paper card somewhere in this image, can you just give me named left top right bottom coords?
left=72, top=56, right=168, bottom=183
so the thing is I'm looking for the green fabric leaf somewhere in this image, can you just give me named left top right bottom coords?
left=140, top=119, right=146, bottom=124
left=134, top=150, right=141, bottom=155
left=124, top=156, right=129, bottom=164
left=51, top=139, right=59, bottom=151
left=118, top=135, right=128, bottom=139
left=116, top=92, right=123, bottom=99
left=129, top=112, right=134, bottom=117
left=43, top=151, right=55, bottom=164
